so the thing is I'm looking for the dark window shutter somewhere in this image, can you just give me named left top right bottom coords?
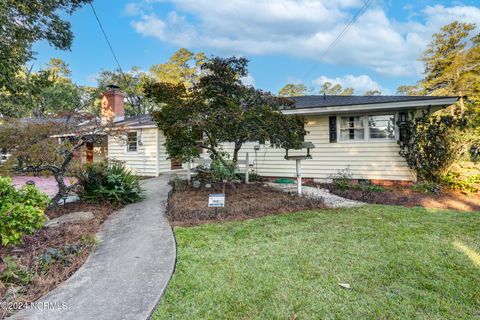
left=398, top=112, right=407, bottom=142
left=329, top=116, right=337, bottom=143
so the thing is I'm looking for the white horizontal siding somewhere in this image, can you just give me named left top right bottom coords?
left=218, top=115, right=415, bottom=181
left=108, top=128, right=159, bottom=176
left=158, top=131, right=172, bottom=173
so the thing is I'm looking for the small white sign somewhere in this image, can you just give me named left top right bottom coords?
left=208, top=194, right=225, bottom=207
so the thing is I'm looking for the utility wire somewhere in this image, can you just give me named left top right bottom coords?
left=90, top=3, right=145, bottom=122
left=90, top=3, right=125, bottom=75
left=302, top=0, right=372, bottom=82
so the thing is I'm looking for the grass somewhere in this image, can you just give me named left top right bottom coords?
left=152, top=205, right=480, bottom=319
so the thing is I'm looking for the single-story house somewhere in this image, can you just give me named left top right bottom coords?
left=93, top=87, right=458, bottom=183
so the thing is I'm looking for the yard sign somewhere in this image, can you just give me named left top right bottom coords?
left=208, top=194, right=225, bottom=207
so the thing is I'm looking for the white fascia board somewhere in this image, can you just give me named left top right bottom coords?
left=281, top=98, right=459, bottom=115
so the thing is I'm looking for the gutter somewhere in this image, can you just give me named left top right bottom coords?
left=281, top=97, right=459, bottom=115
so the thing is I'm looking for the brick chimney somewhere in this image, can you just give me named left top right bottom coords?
left=101, top=85, right=125, bottom=123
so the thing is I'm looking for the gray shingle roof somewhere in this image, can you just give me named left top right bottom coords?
left=289, top=95, right=458, bottom=109
left=113, top=95, right=459, bottom=127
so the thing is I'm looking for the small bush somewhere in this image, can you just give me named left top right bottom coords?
left=410, top=182, right=440, bottom=194
left=0, top=177, right=50, bottom=246
left=194, top=159, right=237, bottom=184
left=330, top=167, right=354, bottom=190
left=442, top=171, right=480, bottom=194
left=0, top=257, right=32, bottom=285
left=76, top=161, right=144, bottom=204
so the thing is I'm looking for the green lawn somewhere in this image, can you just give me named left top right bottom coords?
left=152, top=205, right=480, bottom=319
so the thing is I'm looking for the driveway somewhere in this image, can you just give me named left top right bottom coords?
left=11, top=176, right=75, bottom=198
left=10, top=175, right=176, bottom=320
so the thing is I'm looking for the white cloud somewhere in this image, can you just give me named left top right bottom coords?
left=128, top=1, right=480, bottom=77
left=313, top=74, right=389, bottom=95
left=241, top=74, right=255, bottom=86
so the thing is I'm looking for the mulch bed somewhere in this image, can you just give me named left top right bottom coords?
left=167, top=183, right=325, bottom=227
left=319, top=184, right=480, bottom=212
left=0, top=202, right=120, bottom=319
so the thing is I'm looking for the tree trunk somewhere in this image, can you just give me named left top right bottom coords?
left=52, top=172, right=68, bottom=205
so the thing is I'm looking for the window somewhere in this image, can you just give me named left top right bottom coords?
left=368, top=114, right=395, bottom=139
left=127, top=131, right=138, bottom=152
left=337, top=113, right=397, bottom=142
left=340, top=116, right=364, bottom=141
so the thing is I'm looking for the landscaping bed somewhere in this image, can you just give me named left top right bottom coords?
left=0, top=202, right=119, bottom=319
left=167, top=183, right=325, bottom=226
left=319, top=184, right=480, bottom=212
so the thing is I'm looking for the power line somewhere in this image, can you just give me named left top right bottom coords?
left=90, top=3, right=125, bottom=75
left=302, top=0, right=372, bottom=82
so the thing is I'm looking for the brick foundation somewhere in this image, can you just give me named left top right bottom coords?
left=262, top=176, right=413, bottom=186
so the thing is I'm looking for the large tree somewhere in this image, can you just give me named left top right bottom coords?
left=0, top=115, right=120, bottom=203
left=144, top=57, right=306, bottom=168
left=149, top=48, right=206, bottom=89
left=398, top=21, right=480, bottom=117
left=0, top=58, right=84, bottom=117
left=278, top=83, right=311, bottom=97
left=0, top=0, right=92, bottom=92
left=319, top=82, right=354, bottom=95
left=94, top=67, right=154, bottom=117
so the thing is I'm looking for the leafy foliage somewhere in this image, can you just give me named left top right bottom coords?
left=145, top=56, right=306, bottom=175
left=329, top=167, right=354, bottom=190
left=76, top=161, right=143, bottom=204
left=0, top=0, right=92, bottom=92
left=0, top=257, right=32, bottom=285
left=0, top=58, right=85, bottom=118
left=319, top=82, right=354, bottom=95
left=398, top=111, right=475, bottom=183
left=0, top=115, right=114, bottom=203
left=410, top=182, right=440, bottom=194
left=0, top=176, right=50, bottom=246
left=278, top=83, right=311, bottom=97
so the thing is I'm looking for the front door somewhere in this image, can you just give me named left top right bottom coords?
left=86, top=142, right=94, bottom=163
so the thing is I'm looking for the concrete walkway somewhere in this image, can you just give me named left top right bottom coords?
left=11, top=175, right=175, bottom=320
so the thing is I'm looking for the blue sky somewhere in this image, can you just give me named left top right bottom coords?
left=33, top=0, right=480, bottom=95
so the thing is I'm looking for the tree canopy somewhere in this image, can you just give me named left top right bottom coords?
left=0, top=0, right=92, bottom=92
left=0, top=58, right=85, bottom=118
left=278, top=83, right=311, bottom=97
left=398, top=21, right=480, bottom=117
left=319, top=82, right=354, bottom=95
left=144, top=57, right=306, bottom=167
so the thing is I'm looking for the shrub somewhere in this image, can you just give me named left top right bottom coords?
left=330, top=167, right=354, bottom=190
left=76, top=161, right=143, bottom=204
left=442, top=171, right=480, bottom=194
left=0, top=257, right=32, bottom=285
left=410, top=182, right=440, bottom=194
left=398, top=111, right=475, bottom=183
left=0, top=177, right=50, bottom=246
left=194, top=158, right=237, bottom=184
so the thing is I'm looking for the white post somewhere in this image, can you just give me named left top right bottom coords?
left=186, top=161, right=191, bottom=183
left=245, top=152, right=250, bottom=184
left=296, top=159, right=302, bottom=195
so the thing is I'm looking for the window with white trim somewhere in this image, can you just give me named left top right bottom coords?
left=340, top=115, right=365, bottom=141
left=338, top=113, right=396, bottom=141
left=368, top=114, right=395, bottom=139
left=127, top=131, right=138, bottom=152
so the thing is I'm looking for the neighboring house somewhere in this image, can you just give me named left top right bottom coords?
left=101, top=87, right=458, bottom=183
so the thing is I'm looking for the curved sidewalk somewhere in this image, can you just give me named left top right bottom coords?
left=11, top=175, right=176, bottom=320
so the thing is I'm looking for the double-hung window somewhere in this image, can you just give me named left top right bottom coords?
left=338, top=114, right=396, bottom=142
left=340, top=116, right=365, bottom=141
left=127, top=131, right=138, bottom=152
left=368, top=114, right=395, bottom=139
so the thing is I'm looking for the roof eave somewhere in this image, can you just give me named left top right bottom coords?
left=282, top=97, right=459, bottom=115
